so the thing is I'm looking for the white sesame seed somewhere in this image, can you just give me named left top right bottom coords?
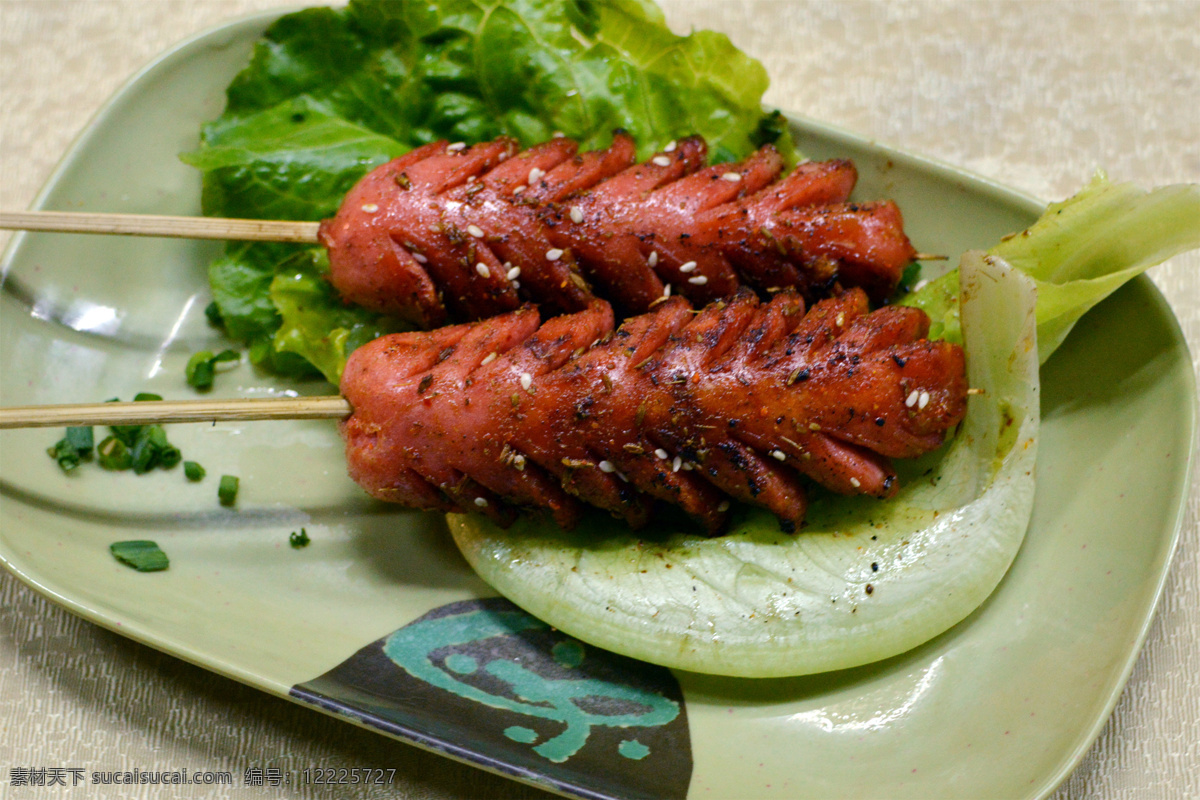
left=662, top=284, right=671, bottom=298
left=552, top=130, right=566, bottom=138
left=447, top=142, right=466, bottom=152
left=664, top=140, right=677, bottom=152
left=475, top=262, right=491, bottom=278
left=679, top=261, right=697, bottom=273
left=652, top=156, right=672, bottom=167
left=467, top=225, right=484, bottom=239
left=647, top=251, right=658, bottom=267
left=360, top=203, right=379, bottom=213
left=513, top=185, right=526, bottom=195
left=513, top=454, right=526, bottom=470
left=569, top=206, right=584, bottom=224
left=506, top=266, right=521, bottom=281
left=520, top=373, right=533, bottom=391
left=850, top=477, right=861, bottom=488
left=480, top=352, right=497, bottom=365
left=528, top=167, right=545, bottom=183
left=466, top=175, right=476, bottom=184
left=512, top=280, right=521, bottom=290
left=672, top=456, right=682, bottom=473
left=836, top=312, right=845, bottom=327
left=598, top=460, right=615, bottom=473
left=721, top=172, right=742, bottom=182
left=474, top=497, right=488, bottom=507
left=682, top=462, right=694, bottom=471
left=616, top=471, right=629, bottom=482
left=411, top=252, right=428, bottom=264
left=905, top=390, right=920, bottom=408
left=687, top=276, right=708, bottom=285
left=546, top=248, right=564, bottom=261
left=771, top=450, right=786, bottom=461
left=918, top=391, right=931, bottom=410
left=655, top=449, right=669, bottom=460
left=717, top=500, right=731, bottom=513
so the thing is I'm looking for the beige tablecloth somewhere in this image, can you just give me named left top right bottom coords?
left=1, top=2, right=1197, bottom=797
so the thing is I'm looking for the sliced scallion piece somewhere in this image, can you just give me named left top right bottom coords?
left=289, top=528, right=310, bottom=548
left=97, top=436, right=133, bottom=470
left=47, top=425, right=95, bottom=473
left=65, top=426, right=94, bottom=453
left=186, top=350, right=216, bottom=389
left=183, top=461, right=206, bottom=481
left=110, top=540, right=169, bottom=572
left=218, top=475, right=239, bottom=506
left=186, top=349, right=241, bottom=390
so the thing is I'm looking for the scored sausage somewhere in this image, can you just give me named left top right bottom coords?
left=319, top=133, right=917, bottom=329
left=339, top=287, right=965, bottom=533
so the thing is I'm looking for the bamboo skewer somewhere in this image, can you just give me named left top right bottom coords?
left=0, top=396, right=351, bottom=430
left=0, top=210, right=948, bottom=259
left=0, top=210, right=320, bottom=243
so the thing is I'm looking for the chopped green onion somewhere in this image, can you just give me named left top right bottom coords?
left=65, top=426, right=94, bottom=453
left=110, top=540, right=169, bottom=572
left=47, top=425, right=96, bottom=473
left=50, top=396, right=183, bottom=477
left=158, top=444, right=182, bottom=469
left=289, top=528, right=310, bottom=548
left=131, top=426, right=163, bottom=474
left=47, top=439, right=81, bottom=472
left=97, top=436, right=133, bottom=470
left=218, top=474, right=239, bottom=506
left=187, top=349, right=240, bottom=390
left=186, top=350, right=216, bottom=389
left=183, top=461, right=206, bottom=481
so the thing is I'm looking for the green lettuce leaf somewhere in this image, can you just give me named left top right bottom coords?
left=271, top=257, right=407, bottom=383
left=184, top=0, right=796, bottom=382
left=900, top=175, right=1200, bottom=363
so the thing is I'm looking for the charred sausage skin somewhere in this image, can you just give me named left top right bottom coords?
left=340, top=288, right=965, bottom=533
left=319, top=133, right=917, bottom=329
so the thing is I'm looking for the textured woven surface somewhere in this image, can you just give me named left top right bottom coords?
left=1, top=2, right=1196, bottom=797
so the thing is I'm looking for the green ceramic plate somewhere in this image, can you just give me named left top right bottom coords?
left=0, top=12, right=1193, bottom=800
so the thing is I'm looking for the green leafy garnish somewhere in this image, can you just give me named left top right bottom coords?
left=110, top=540, right=170, bottom=572
left=218, top=475, right=240, bottom=507
left=900, top=174, right=1200, bottom=363
left=289, top=528, right=311, bottom=548
left=184, top=461, right=206, bottom=482
left=184, top=0, right=795, bottom=382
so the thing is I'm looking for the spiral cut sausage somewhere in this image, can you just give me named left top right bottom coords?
left=319, top=132, right=917, bottom=329
left=340, top=287, right=966, bottom=533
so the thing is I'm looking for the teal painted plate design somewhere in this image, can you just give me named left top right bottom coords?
left=0, top=11, right=1194, bottom=800
left=292, top=597, right=691, bottom=800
